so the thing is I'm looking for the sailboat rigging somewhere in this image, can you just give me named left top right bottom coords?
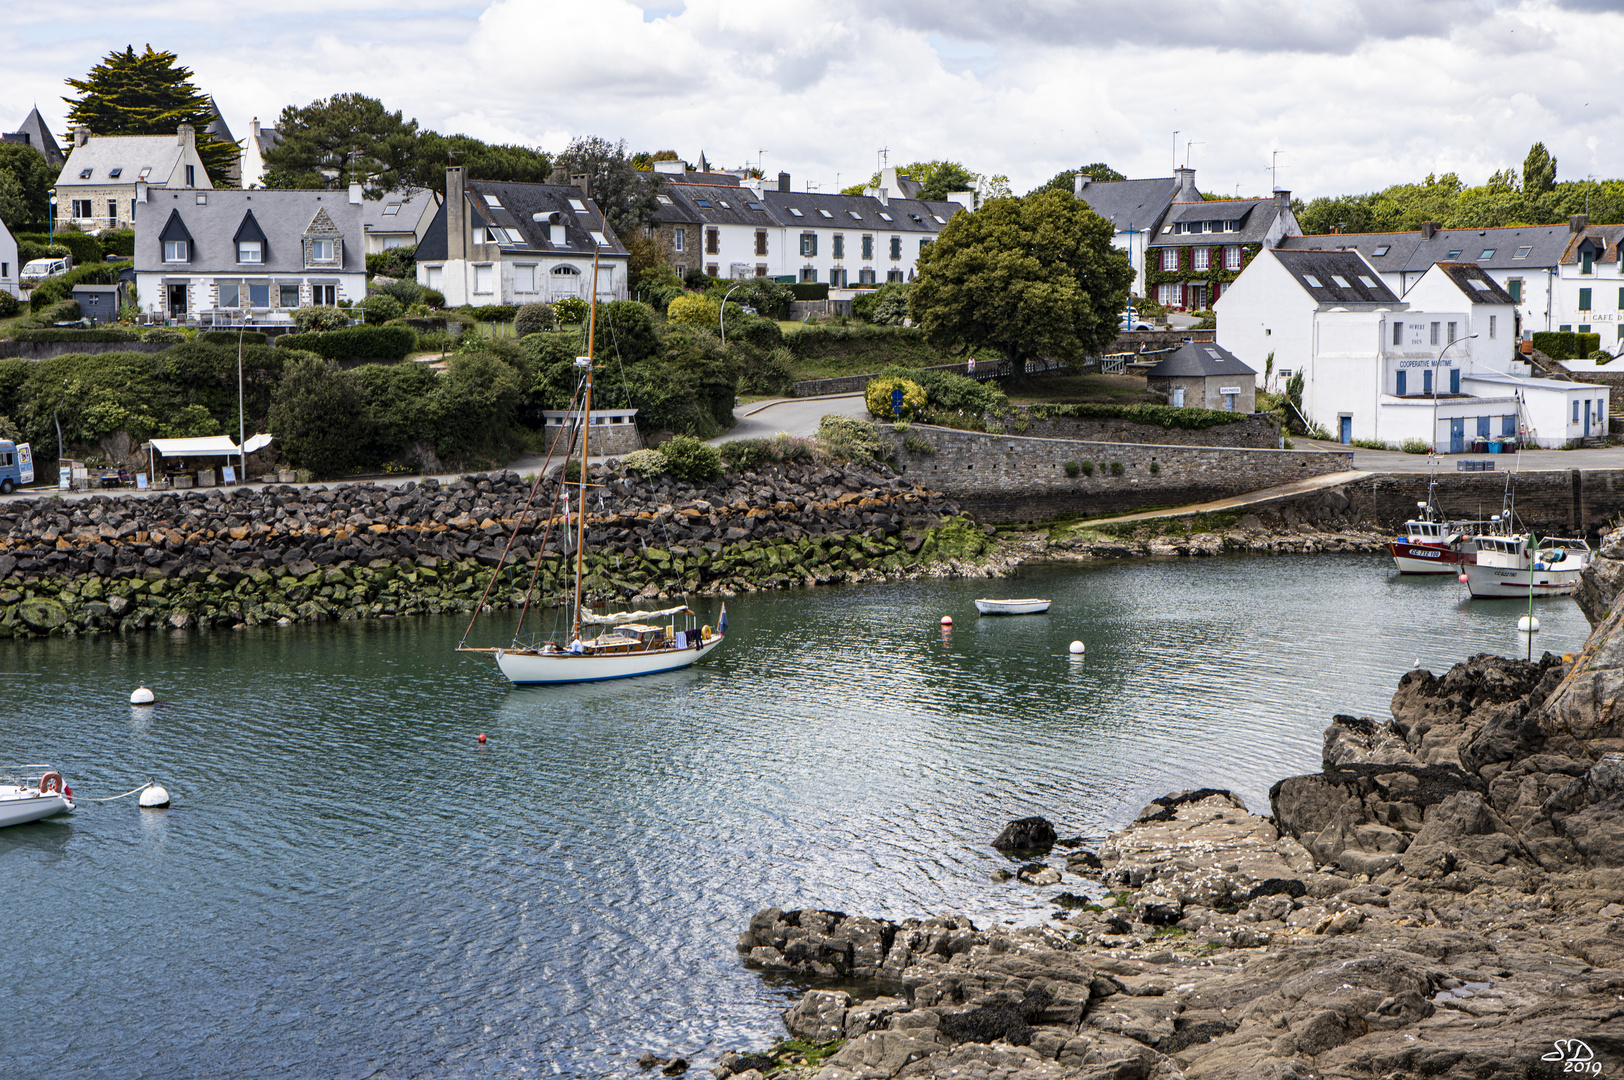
left=455, top=246, right=727, bottom=684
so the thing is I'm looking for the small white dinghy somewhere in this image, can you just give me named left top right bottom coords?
left=974, top=598, right=1051, bottom=616
left=0, top=765, right=74, bottom=828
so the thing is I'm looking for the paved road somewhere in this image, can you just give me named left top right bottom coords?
left=1295, top=438, right=1624, bottom=473
left=712, top=392, right=871, bottom=444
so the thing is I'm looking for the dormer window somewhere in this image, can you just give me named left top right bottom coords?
left=163, top=240, right=188, bottom=262
left=312, top=239, right=334, bottom=260
left=237, top=240, right=262, bottom=263
left=108, top=167, right=122, bottom=179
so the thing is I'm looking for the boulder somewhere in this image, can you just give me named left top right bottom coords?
left=993, top=817, right=1057, bottom=852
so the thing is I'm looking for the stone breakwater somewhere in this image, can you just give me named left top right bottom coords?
left=708, top=543, right=1624, bottom=1080
left=0, top=462, right=985, bottom=638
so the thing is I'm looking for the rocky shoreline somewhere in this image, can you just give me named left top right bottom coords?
left=705, top=536, right=1624, bottom=1079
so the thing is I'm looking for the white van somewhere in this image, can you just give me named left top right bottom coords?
left=20, top=257, right=71, bottom=282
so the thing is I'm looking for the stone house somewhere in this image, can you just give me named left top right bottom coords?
left=1145, top=170, right=1301, bottom=311
left=134, top=187, right=365, bottom=323
left=56, top=124, right=212, bottom=233
left=1143, top=341, right=1256, bottom=412
left=414, top=167, right=630, bottom=306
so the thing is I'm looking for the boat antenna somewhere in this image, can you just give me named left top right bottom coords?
left=572, top=246, right=601, bottom=641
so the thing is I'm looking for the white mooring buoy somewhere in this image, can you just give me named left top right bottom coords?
left=1518, top=615, right=1541, bottom=633
left=130, top=685, right=154, bottom=705
left=1069, top=641, right=1086, bottom=655
left=941, top=616, right=953, bottom=627
left=138, top=783, right=170, bottom=808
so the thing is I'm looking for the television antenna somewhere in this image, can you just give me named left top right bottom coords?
left=1185, top=140, right=1204, bottom=169
left=1271, top=150, right=1288, bottom=192
left=1172, top=130, right=1180, bottom=172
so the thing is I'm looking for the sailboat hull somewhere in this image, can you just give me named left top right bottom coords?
left=495, top=635, right=724, bottom=685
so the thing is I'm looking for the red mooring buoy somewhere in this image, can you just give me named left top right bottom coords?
left=477, top=733, right=487, bottom=744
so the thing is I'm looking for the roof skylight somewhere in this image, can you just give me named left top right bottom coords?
left=1303, top=274, right=1323, bottom=287
left=1513, top=246, right=1532, bottom=259
left=483, top=194, right=502, bottom=207
left=568, top=198, right=587, bottom=212
left=1372, top=245, right=1390, bottom=256
left=848, top=210, right=862, bottom=220
left=747, top=202, right=763, bottom=211
left=817, top=209, right=833, bottom=218
left=108, top=167, right=122, bottom=179
left=1359, top=276, right=1378, bottom=288
left=1446, top=250, right=1462, bottom=259
left=789, top=208, right=803, bottom=217
left=383, top=203, right=400, bottom=216
left=694, top=198, right=712, bottom=208
left=932, top=215, right=946, bottom=224
left=878, top=212, right=893, bottom=221
left=1480, top=248, right=1495, bottom=258
left=1331, top=274, right=1350, bottom=287
left=590, top=231, right=609, bottom=246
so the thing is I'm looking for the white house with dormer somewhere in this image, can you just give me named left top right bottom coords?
left=134, top=187, right=365, bottom=322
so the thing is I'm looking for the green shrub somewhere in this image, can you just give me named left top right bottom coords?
left=34, top=300, right=83, bottom=324
left=621, top=448, right=668, bottom=476
left=817, top=415, right=884, bottom=462
left=904, top=434, right=934, bottom=455
left=1080, top=460, right=1094, bottom=476
left=365, top=246, right=417, bottom=279
left=374, top=278, right=424, bottom=308
left=422, top=287, right=445, bottom=309
left=668, top=293, right=720, bottom=330
left=0, top=292, right=18, bottom=319
left=1110, top=460, right=1124, bottom=477
left=28, top=260, right=129, bottom=310
left=142, top=327, right=186, bottom=343
left=740, top=346, right=796, bottom=395
left=293, top=306, right=350, bottom=332
left=661, top=433, right=722, bottom=480
left=597, top=301, right=661, bottom=365
left=198, top=330, right=267, bottom=346
left=466, top=303, right=518, bottom=323
left=1063, top=459, right=1081, bottom=478
left=14, top=327, right=139, bottom=342
left=276, top=325, right=416, bottom=361
left=1401, top=437, right=1431, bottom=454
left=1149, top=461, right=1160, bottom=475
left=515, top=302, right=556, bottom=336
left=906, top=368, right=1006, bottom=416
left=268, top=355, right=368, bottom=478
left=98, top=229, right=135, bottom=257
left=16, top=241, right=70, bottom=265
left=717, top=434, right=813, bottom=469
left=554, top=297, right=587, bottom=325
left=865, top=375, right=927, bottom=420
left=730, top=315, right=783, bottom=351
left=43, top=229, right=104, bottom=268
left=1034, top=402, right=1249, bottom=430
left=361, top=293, right=404, bottom=325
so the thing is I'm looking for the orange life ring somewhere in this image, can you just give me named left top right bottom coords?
left=39, top=771, right=62, bottom=795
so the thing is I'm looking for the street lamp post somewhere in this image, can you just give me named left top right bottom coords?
left=719, top=283, right=742, bottom=348
left=1430, top=333, right=1479, bottom=455
left=48, top=192, right=56, bottom=247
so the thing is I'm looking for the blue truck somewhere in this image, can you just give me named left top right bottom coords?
left=0, top=441, right=36, bottom=493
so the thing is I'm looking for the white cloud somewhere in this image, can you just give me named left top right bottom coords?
left=4, top=0, right=1624, bottom=206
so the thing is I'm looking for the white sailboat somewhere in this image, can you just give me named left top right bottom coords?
left=0, top=766, right=74, bottom=828
left=458, top=250, right=727, bottom=685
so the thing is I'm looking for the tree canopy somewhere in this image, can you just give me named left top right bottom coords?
left=261, top=93, right=421, bottom=197
left=1032, top=163, right=1128, bottom=195
left=840, top=160, right=999, bottom=202
left=0, top=143, right=56, bottom=229
left=62, top=45, right=239, bottom=183
left=553, top=135, right=661, bottom=241
left=908, top=188, right=1133, bottom=379
left=411, top=132, right=552, bottom=192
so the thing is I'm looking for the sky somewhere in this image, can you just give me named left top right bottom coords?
left=4, top=0, right=1624, bottom=201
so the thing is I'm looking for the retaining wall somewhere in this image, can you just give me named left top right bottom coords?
left=884, top=424, right=1353, bottom=521
left=0, top=340, right=170, bottom=359
left=1007, top=411, right=1278, bottom=449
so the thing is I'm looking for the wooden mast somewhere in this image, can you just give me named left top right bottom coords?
left=572, top=247, right=601, bottom=640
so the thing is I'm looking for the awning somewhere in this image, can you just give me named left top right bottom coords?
left=146, top=433, right=274, bottom=458
left=580, top=604, right=692, bottom=627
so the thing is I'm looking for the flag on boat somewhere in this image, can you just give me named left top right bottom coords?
left=719, top=603, right=728, bottom=633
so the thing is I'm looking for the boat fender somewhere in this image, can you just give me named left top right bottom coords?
left=701, top=625, right=712, bottom=640
left=39, top=771, right=61, bottom=795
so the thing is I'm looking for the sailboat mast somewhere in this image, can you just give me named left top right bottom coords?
left=572, top=249, right=601, bottom=639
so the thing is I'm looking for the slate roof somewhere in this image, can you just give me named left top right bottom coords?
left=658, top=170, right=743, bottom=187
left=416, top=180, right=626, bottom=261
left=204, top=99, right=236, bottom=148
left=1074, top=176, right=1176, bottom=235
left=1561, top=225, right=1624, bottom=266
left=762, top=190, right=955, bottom=234
left=656, top=184, right=776, bottom=228
left=1143, top=341, right=1257, bottom=379
left=1271, top=248, right=1401, bottom=304
left=3, top=107, right=64, bottom=167
left=58, top=133, right=197, bottom=188
left=1280, top=225, right=1574, bottom=275
left=1433, top=262, right=1518, bottom=305
left=360, top=188, right=441, bottom=235
left=255, top=124, right=282, bottom=154
left=134, top=189, right=361, bottom=273
left=1148, top=197, right=1287, bottom=248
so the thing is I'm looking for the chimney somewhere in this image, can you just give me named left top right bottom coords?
left=178, top=123, right=194, bottom=150
left=446, top=166, right=467, bottom=261
left=1274, top=189, right=1291, bottom=213
left=1421, top=221, right=1437, bottom=239
left=74, top=125, right=90, bottom=148
left=1074, top=174, right=1091, bottom=196
left=777, top=171, right=790, bottom=193
left=250, top=117, right=260, bottom=142
left=1174, top=166, right=1198, bottom=201
left=547, top=165, right=569, bottom=185
left=1572, top=214, right=1590, bottom=233
left=135, top=180, right=148, bottom=204
left=746, top=175, right=763, bottom=197
left=652, top=159, right=685, bottom=175
left=570, top=172, right=590, bottom=200
left=868, top=186, right=889, bottom=206
left=348, top=182, right=364, bottom=205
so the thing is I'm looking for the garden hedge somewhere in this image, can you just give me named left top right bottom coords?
left=199, top=331, right=268, bottom=346
left=1532, top=330, right=1602, bottom=361
left=275, top=325, right=416, bottom=361
left=14, top=327, right=142, bottom=343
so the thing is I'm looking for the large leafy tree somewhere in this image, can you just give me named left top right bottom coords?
left=412, top=133, right=552, bottom=192
left=262, top=93, right=420, bottom=197
left=553, top=135, right=660, bottom=242
left=909, top=188, right=1133, bottom=380
left=62, top=46, right=239, bottom=183
left=1523, top=142, right=1557, bottom=195
left=1033, top=163, right=1128, bottom=195
left=0, top=143, right=55, bottom=229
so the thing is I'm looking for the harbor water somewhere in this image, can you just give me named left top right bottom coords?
left=0, top=553, right=1594, bottom=1078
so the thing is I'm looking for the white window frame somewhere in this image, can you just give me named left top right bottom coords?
left=218, top=282, right=242, bottom=308
left=163, top=240, right=188, bottom=263
left=1225, top=246, right=1242, bottom=270
left=474, top=263, right=494, bottom=294
left=674, top=227, right=685, bottom=252
left=311, top=239, right=334, bottom=261
left=515, top=264, right=538, bottom=293
left=1161, top=248, right=1179, bottom=271
left=278, top=283, right=300, bottom=308
left=238, top=240, right=262, bottom=264
left=1192, top=247, right=1210, bottom=271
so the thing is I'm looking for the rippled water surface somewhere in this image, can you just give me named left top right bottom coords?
left=1, top=554, right=1593, bottom=1078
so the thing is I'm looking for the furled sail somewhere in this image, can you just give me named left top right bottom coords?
left=579, top=604, right=694, bottom=627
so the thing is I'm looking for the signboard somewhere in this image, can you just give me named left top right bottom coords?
left=1218, top=386, right=1242, bottom=395
left=17, top=444, right=32, bottom=485
left=222, top=465, right=236, bottom=484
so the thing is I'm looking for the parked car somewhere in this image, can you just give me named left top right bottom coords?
left=1120, top=308, right=1154, bottom=332
left=20, top=257, right=71, bottom=283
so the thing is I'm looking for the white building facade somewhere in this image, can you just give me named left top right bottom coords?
left=0, top=215, right=17, bottom=298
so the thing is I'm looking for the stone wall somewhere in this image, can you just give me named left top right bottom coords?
left=884, top=424, right=1354, bottom=521
left=1108, top=329, right=1215, bottom=353
left=1007, top=411, right=1278, bottom=449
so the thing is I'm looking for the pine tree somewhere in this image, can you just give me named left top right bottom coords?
left=62, top=46, right=239, bottom=184
left=261, top=94, right=420, bottom=197
left=1523, top=143, right=1557, bottom=195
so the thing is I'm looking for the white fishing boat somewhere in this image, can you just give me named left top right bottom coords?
left=0, top=766, right=74, bottom=828
left=1463, top=529, right=1591, bottom=599
left=974, top=598, right=1051, bottom=615
left=1388, top=483, right=1477, bottom=574
left=459, top=250, right=726, bottom=686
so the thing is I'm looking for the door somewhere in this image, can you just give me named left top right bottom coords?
left=1339, top=416, right=1352, bottom=444
left=1396, top=370, right=1407, bottom=396
left=1450, top=418, right=1465, bottom=454
left=1585, top=400, right=1592, bottom=436
left=167, top=283, right=187, bottom=316
left=1171, top=386, right=1185, bottom=407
